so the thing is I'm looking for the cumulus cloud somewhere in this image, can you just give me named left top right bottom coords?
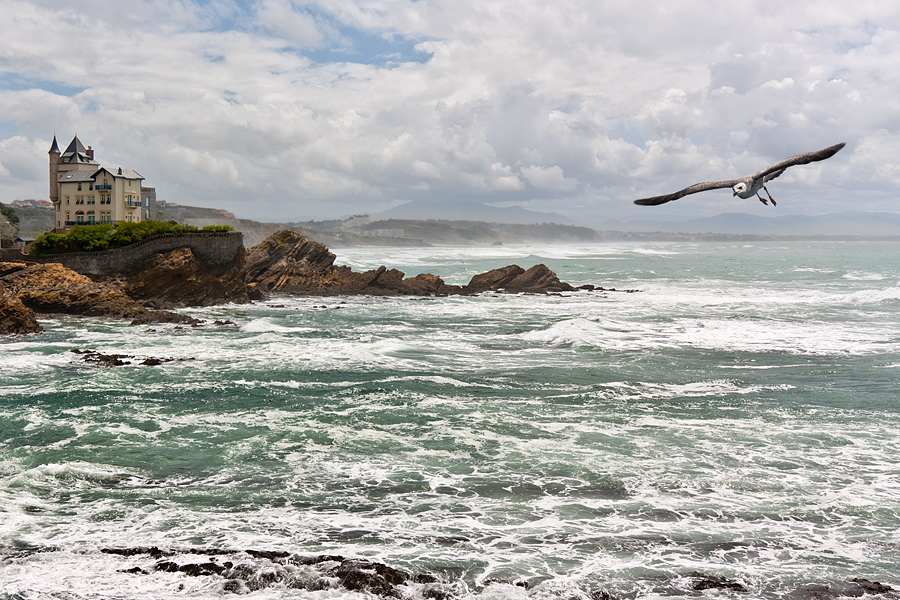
left=0, top=0, right=898, bottom=221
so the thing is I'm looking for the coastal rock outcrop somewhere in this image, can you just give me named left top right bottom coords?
left=244, top=230, right=577, bottom=296
left=0, top=261, right=198, bottom=325
left=0, top=281, right=42, bottom=335
left=121, top=246, right=259, bottom=308
left=2, top=230, right=598, bottom=333
left=1, top=261, right=145, bottom=319
left=463, top=264, right=575, bottom=294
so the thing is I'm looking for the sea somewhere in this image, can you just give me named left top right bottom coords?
left=2, top=240, right=900, bottom=599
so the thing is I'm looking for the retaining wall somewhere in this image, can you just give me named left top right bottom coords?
left=0, top=232, right=244, bottom=275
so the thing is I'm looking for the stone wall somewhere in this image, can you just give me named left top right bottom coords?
left=0, top=232, right=244, bottom=275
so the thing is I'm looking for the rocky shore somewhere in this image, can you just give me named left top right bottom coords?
left=4, top=545, right=894, bottom=599
left=1, top=230, right=613, bottom=335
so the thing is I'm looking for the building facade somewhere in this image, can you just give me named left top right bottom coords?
left=50, top=135, right=147, bottom=231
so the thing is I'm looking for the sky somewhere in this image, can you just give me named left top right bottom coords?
left=0, top=0, right=898, bottom=223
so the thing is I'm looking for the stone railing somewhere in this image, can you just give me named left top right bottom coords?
left=0, top=231, right=244, bottom=275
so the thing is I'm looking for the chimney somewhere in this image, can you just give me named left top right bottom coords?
left=118, top=167, right=122, bottom=175
left=86, top=146, right=94, bottom=160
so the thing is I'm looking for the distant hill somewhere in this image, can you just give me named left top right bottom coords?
left=375, top=200, right=576, bottom=225
left=158, top=203, right=597, bottom=246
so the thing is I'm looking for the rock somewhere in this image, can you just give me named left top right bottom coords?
left=244, top=230, right=342, bottom=294
left=1, top=261, right=146, bottom=319
left=0, top=283, right=42, bottom=335
left=71, top=349, right=189, bottom=367
left=244, top=230, right=581, bottom=296
left=463, top=264, right=574, bottom=294
left=121, top=246, right=252, bottom=308
left=686, top=572, right=747, bottom=592
left=788, top=578, right=897, bottom=599
left=0, top=261, right=200, bottom=326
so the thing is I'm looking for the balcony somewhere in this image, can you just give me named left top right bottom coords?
left=95, top=183, right=112, bottom=190
left=124, top=200, right=142, bottom=207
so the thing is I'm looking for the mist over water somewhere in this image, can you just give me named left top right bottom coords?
left=3, top=241, right=900, bottom=599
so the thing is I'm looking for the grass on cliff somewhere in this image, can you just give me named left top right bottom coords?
left=29, top=221, right=233, bottom=255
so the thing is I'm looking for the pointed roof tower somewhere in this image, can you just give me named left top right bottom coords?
left=59, top=135, right=98, bottom=165
left=49, top=135, right=60, bottom=154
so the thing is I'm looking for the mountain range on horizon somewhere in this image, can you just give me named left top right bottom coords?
left=372, top=200, right=576, bottom=225
left=370, top=200, right=900, bottom=237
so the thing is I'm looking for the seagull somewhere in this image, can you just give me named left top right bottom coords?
left=633, top=142, right=846, bottom=207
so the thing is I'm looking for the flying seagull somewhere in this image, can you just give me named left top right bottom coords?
left=633, top=142, right=846, bottom=206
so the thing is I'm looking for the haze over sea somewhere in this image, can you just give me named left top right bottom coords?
left=2, top=240, right=900, bottom=599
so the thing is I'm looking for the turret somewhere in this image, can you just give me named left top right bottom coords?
left=49, top=135, right=60, bottom=204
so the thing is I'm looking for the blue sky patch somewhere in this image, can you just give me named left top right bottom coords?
left=304, top=25, right=432, bottom=66
left=0, top=73, right=86, bottom=97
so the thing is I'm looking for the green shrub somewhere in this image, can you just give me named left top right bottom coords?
left=28, top=220, right=234, bottom=255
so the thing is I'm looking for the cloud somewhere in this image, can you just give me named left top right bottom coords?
left=1, top=0, right=898, bottom=221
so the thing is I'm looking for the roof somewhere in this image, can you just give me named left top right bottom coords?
left=59, top=135, right=99, bottom=165
left=49, top=135, right=60, bottom=154
left=58, top=171, right=98, bottom=183
left=96, top=166, right=144, bottom=180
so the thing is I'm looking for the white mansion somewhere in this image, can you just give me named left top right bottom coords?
left=49, top=135, right=156, bottom=232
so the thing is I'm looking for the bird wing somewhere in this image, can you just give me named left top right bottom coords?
left=633, top=179, right=739, bottom=206
left=752, top=142, right=846, bottom=180
left=763, top=168, right=786, bottom=183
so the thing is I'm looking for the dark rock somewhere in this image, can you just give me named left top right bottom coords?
left=130, top=310, right=201, bottom=326
left=72, top=350, right=185, bottom=368
left=330, top=558, right=410, bottom=597
left=102, top=546, right=173, bottom=558
left=686, top=572, right=747, bottom=592
left=464, top=263, right=575, bottom=294
left=788, top=578, right=898, bottom=599
left=155, top=560, right=225, bottom=577
left=71, top=349, right=131, bottom=366
left=244, top=231, right=585, bottom=296
left=121, top=246, right=252, bottom=308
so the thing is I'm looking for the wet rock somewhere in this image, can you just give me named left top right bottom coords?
left=788, top=578, right=897, bottom=599
left=463, top=263, right=574, bottom=294
left=0, top=282, right=42, bottom=335
left=71, top=349, right=188, bottom=367
left=330, top=558, right=410, bottom=597
left=244, top=230, right=587, bottom=296
left=155, top=560, right=226, bottom=577
left=686, top=572, right=747, bottom=592
left=102, top=546, right=175, bottom=559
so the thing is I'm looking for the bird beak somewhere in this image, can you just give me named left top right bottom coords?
left=733, top=191, right=737, bottom=197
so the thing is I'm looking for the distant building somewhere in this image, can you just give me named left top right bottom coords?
left=49, top=135, right=147, bottom=231
left=341, top=215, right=371, bottom=230
left=141, top=187, right=158, bottom=221
left=11, top=199, right=53, bottom=208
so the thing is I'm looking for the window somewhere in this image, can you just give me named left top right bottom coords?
left=87, top=211, right=95, bottom=224
left=76, top=212, right=84, bottom=224
left=89, top=183, right=94, bottom=191
left=77, top=183, right=82, bottom=191
left=65, top=196, right=70, bottom=205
